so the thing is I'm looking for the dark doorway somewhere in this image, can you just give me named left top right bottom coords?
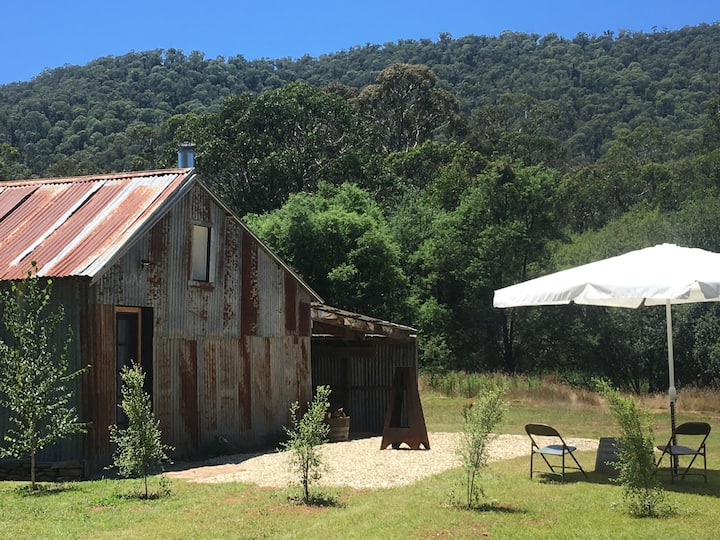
left=115, top=307, right=153, bottom=426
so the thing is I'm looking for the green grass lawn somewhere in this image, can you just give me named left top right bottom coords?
left=2, top=381, right=720, bottom=539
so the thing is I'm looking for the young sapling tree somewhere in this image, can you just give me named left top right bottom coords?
left=280, top=385, right=331, bottom=504
left=456, top=382, right=507, bottom=509
left=0, top=265, right=86, bottom=490
left=109, top=361, right=173, bottom=498
left=596, top=379, right=675, bottom=517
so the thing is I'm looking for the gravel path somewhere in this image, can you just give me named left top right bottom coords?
left=164, top=433, right=598, bottom=489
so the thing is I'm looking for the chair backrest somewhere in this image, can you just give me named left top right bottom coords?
left=525, top=423, right=561, bottom=438
left=675, top=422, right=711, bottom=437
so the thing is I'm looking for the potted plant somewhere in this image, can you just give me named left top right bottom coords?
left=325, top=408, right=350, bottom=442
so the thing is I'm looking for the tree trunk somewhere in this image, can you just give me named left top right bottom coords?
left=31, top=450, right=36, bottom=490
left=501, top=310, right=516, bottom=372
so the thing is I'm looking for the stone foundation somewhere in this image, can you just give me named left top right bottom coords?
left=0, top=460, right=84, bottom=482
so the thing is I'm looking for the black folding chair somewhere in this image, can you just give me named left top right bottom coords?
left=525, top=423, right=588, bottom=482
left=655, top=422, right=711, bottom=483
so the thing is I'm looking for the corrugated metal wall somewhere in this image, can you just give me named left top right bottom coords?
left=0, top=278, right=89, bottom=464
left=86, top=184, right=312, bottom=464
left=311, top=340, right=417, bottom=434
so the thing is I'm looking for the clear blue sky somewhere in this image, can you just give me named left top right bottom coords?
left=1, top=0, right=717, bottom=85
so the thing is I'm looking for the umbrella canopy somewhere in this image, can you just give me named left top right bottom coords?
left=494, top=243, right=720, bottom=310
left=493, top=243, right=720, bottom=434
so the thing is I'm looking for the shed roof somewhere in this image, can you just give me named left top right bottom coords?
left=0, top=169, right=322, bottom=301
left=0, top=169, right=195, bottom=280
left=311, top=302, right=417, bottom=341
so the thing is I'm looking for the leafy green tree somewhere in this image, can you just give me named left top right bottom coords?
left=468, top=93, right=565, bottom=167
left=596, top=380, right=675, bottom=517
left=410, top=160, right=561, bottom=371
left=280, top=385, right=331, bottom=504
left=456, top=382, right=507, bottom=509
left=355, top=63, right=461, bottom=153
left=246, top=182, right=408, bottom=320
left=109, top=361, right=173, bottom=499
left=0, top=266, right=86, bottom=490
left=176, top=82, right=375, bottom=215
left=0, top=143, right=31, bottom=180
left=701, top=95, right=720, bottom=151
left=3, top=25, right=720, bottom=177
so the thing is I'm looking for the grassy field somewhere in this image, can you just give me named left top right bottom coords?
left=2, top=374, right=720, bottom=539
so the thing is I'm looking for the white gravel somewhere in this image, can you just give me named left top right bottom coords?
left=164, top=433, right=598, bottom=489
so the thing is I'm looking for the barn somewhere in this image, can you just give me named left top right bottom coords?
left=0, top=164, right=321, bottom=475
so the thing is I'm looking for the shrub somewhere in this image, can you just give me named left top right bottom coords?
left=280, top=385, right=331, bottom=504
left=595, top=379, right=675, bottom=517
left=109, top=361, right=173, bottom=499
left=455, top=381, right=508, bottom=509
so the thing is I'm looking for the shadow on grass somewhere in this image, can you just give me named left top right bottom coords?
left=116, top=490, right=170, bottom=501
left=533, top=465, right=720, bottom=499
left=15, top=483, right=79, bottom=497
left=463, top=502, right=527, bottom=514
left=653, top=469, right=720, bottom=497
left=529, top=470, right=605, bottom=485
left=286, top=489, right=344, bottom=508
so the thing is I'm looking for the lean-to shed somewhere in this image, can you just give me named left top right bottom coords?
left=310, top=303, right=419, bottom=434
left=0, top=167, right=321, bottom=475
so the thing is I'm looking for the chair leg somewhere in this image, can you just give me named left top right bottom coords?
left=567, top=450, right=588, bottom=479
left=538, top=452, right=556, bottom=475
left=654, top=449, right=670, bottom=480
left=679, top=453, right=701, bottom=481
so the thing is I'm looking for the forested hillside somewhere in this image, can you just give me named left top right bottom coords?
left=2, top=24, right=719, bottom=176
left=2, top=23, right=720, bottom=390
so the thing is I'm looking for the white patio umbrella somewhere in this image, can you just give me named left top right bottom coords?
left=493, top=243, right=720, bottom=436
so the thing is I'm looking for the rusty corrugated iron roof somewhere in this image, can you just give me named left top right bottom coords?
left=0, top=169, right=196, bottom=280
left=0, top=168, right=323, bottom=302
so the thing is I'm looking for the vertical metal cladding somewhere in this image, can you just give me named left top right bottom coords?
left=84, top=183, right=315, bottom=464
left=284, top=271, right=298, bottom=334
left=312, top=340, right=417, bottom=434
left=0, top=279, right=87, bottom=464
left=85, top=302, right=117, bottom=469
left=179, top=340, right=200, bottom=451
left=0, top=170, right=321, bottom=469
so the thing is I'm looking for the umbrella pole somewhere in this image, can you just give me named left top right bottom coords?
left=666, top=301, right=678, bottom=473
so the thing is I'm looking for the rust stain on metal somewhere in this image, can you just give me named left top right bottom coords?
left=238, top=340, right=252, bottom=430
left=85, top=303, right=117, bottom=466
left=204, top=341, right=218, bottom=433
left=297, top=338, right=310, bottom=405
left=0, top=170, right=193, bottom=280
left=299, top=301, right=311, bottom=336
left=180, top=341, right=200, bottom=448
left=223, top=219, right=240, bottom=327
left=147, top=214, right=169, bottom=303
left=241, top=232, right=259, bottom=336
left=259, top=338, right=273, bottom=422
left=284, top=270, right=297, bottom=334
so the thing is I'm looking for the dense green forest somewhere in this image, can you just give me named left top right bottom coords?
left=2, top=23, right=720, bottom=391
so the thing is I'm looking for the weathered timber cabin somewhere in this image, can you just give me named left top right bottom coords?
left=0, top=166, right=321, bottom=475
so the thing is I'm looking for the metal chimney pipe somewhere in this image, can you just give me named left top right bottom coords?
left=178, top=142, right=195, bottom=168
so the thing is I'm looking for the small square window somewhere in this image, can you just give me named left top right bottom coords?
left=191, top=225, right=211, bottom=281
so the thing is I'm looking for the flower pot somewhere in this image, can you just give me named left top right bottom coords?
left=326, top=416, right=350, bottom=442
